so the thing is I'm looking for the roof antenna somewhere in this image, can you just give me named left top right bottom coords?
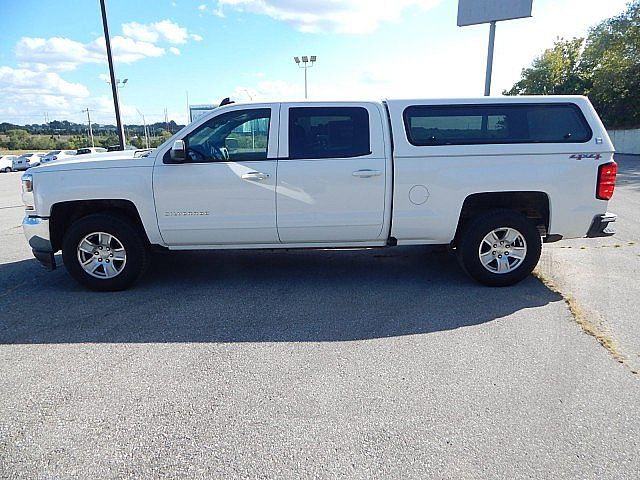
left=219, top=97, right=235, bottom=107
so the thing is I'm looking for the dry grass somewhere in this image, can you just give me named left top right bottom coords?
left=533, top=269, right=635, bottom=373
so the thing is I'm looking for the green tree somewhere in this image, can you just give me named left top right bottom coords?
left=504, top=37, right=589, bottom=96
left=150, top=130, right=173, bottom=148
left=581, top=1, right=640, bottom=128
left=6, top=129, right=29, bottom=150
left=505, top=0, right=640, bottom=128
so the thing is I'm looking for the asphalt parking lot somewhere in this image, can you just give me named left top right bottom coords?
left=1, top=158, right=639, bottom=478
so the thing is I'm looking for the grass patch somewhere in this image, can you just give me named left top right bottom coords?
left=533, top=269, right=627, bottom=367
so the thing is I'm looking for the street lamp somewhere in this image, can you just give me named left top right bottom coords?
left=293, top=55, right=317, bottom=99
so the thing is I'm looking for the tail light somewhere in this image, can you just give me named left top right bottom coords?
left=596, top=162, right=617, bottom=200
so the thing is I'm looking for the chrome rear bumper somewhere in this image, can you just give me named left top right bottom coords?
left=586, top=212, right=617, bottom=238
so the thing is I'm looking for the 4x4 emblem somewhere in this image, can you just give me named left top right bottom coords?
left=570, top=154, right=602, bottom=161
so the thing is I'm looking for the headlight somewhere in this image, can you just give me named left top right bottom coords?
left=22, top=173, right=33, bottom=192
left=21, top=173, right=34, bottom=209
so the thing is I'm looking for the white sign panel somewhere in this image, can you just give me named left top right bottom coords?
left=189, top=105, right=216, bottom=122
left=457, top=0, right=533, bottom=26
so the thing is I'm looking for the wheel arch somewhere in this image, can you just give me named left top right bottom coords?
left=50, top=199, right=149, bottom=252
left=453, top=191, right=551, bottom=247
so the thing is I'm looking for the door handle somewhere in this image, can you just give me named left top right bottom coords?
left=352, top=169, right=382, bottom=178
left=241, top=171, right=270, bottom=181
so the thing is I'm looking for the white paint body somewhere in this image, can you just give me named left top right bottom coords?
left=26, top=96, right=615, bottom=250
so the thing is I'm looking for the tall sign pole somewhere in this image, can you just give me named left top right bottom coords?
left=458, top=0, right=533, bottom=96
left=99, top=0, right=126, bottom=150
left=484, top=21, right=497, bottom=96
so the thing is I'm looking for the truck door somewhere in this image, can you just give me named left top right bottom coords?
left=276, top=103, right=388, bottom=243
left=153, top=105, right=280, bottom=246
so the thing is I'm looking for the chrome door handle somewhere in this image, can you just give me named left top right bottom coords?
left=241, top=172, right=270, bottom=181
left=352, top=169, right=382, bottom=178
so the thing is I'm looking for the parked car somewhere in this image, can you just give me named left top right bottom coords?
left=21, top=96, right=617, bottom=291
left=3, top=153, right=43, bottom=171
left=0, top=155, right=18, bottom=172
left=76, top=147, right=107, bottom=155
left=106, top=145, right=137, bottom=152
left=24, top=152, right=46, bottom=167
left=40, top=150, right=77, bottom=165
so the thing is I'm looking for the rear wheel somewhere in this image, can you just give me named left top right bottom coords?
left=457, top=210, right=542, bottom=287
left=1, top=167, right=9, bottom=173
left=62, top=213, right=148, bottom=291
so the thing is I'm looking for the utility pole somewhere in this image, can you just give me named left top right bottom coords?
left=186, top=90, right=190, bottom=123
left=83, top=108, right=95, bottom=147
left=99, top=0, right=126, bottom=150
left=294, top=56, right=317, bottom=99
left=136, top=109, right=149, bottom=149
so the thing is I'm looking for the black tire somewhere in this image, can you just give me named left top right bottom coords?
left=457, top=209, right=542, bottom=287
left=62, top=213, right=148, bottom=291
left=1, top=167, right=9, bottom=173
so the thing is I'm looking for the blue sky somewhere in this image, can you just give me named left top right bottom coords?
left=0, top=0, right=630, bottom=126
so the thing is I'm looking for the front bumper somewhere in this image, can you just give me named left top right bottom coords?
left=586, top=212, right=617, bottom=238
left=22, top=216, right=56, bottom=270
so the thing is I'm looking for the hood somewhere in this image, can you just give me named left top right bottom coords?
left=30, top=150, right=156, bottom=173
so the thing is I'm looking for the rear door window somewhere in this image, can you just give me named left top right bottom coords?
left=289, top=107, right=370, bottom=159
left=404, top=103, right=592, bottom=146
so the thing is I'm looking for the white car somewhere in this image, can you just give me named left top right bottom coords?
left=76, top=147, right=107, bottom=155
left=2, top=153, right=42, bottom=171
left=22, top=152, right=46, bottom=168
left=40, top=150, right=77, bottom=165
left=21, top=96, right=617, bottom=291
left=0, top=155, right=19, bottom=172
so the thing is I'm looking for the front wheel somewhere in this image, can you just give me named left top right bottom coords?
left=457, top=210, right=542, bottom=287
left=62, top=213, right=148, bottom=291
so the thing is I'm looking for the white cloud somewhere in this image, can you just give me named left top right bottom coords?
left=15, top=37, right=103, bottom=71
left=0, top=66, right=93, bottom=122
left=215, top=0, right=441, bottom=33
left=121, top=22, right=159, bottom=43
left=170, top=47, right=181, bottom=55
left=121, top=20, right=192, bottom=44
left=198, top=4, right=207, bottom=11
left=14, top=19, right=199, bottom=74
left=16, top=35, right=166, bottom=71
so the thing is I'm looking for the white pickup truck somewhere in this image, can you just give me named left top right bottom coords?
left=22, top=96, right=617, bottom=291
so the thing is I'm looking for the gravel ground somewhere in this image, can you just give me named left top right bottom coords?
left=0, top=168, right=638, bottom=479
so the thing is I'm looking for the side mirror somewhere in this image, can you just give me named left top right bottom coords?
left=170, top=139, right=186, bottom=162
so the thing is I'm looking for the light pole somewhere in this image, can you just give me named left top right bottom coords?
left=99, top=0, right=126, bottom=150
left=294, top=56, right=317, bottom=99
